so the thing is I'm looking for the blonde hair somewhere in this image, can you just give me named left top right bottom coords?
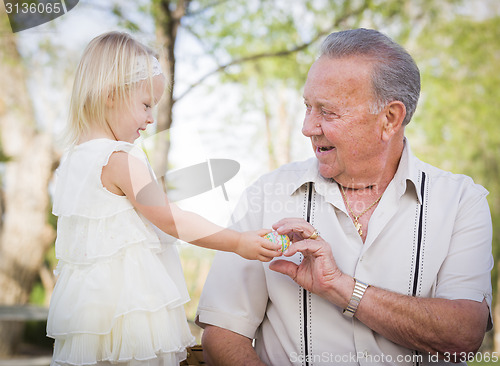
left=66, top=31, right=160, bottom=145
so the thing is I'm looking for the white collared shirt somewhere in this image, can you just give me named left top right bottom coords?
left=196, top=140, right=493, bottom=366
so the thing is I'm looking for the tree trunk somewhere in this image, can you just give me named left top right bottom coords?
left=276, top=86, right=293, bottom=166
left=262, top=86, right=277, bottom=170
left=264, top=85, right=294, bottom=171
left=0, top=2, right=56, bottom=355
left=149, top=0, right=191, bottom=180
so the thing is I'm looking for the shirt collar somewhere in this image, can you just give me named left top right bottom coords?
left=286, top=138, right=423, bottom=204
left=285, top=158, right=322, bottom=196
left=393, top=138, right=423, bottom=204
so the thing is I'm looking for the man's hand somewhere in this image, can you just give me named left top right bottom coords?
left=269, top=218, right=490, bottom=359
left=269, top=218, right=353, bottom=307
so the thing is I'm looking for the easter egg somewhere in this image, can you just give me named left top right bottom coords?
left=264, top=231, right=291, bottom=252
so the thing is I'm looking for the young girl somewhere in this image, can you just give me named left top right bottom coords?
left=47, top=31, right=281, bottom=366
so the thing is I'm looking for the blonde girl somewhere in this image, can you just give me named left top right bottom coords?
left=47, top=31, right=280, bottom=366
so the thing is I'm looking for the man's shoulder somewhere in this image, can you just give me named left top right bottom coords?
left=415, top=157, right=488, bottom=197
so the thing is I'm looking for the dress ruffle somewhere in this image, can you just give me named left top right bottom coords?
left=54, top=210, right=162, bottom=266
left=51, top=307, right=194, bottom=366
left=48, top=244, right=188, bottom=335
left=48, top=139, right=195, bottom=366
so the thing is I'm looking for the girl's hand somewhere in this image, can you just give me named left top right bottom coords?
left=235, top=229, right=283, bottom=262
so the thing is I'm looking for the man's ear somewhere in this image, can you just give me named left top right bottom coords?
left=381, top=101, right=406, bottom=141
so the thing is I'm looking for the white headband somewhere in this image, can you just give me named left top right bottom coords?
left=127, top=54, right=163, bottom=84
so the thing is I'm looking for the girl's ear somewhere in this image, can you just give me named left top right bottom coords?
left=106, top=91, right=115, bottom=108
left=381, top=100, right=406, bottom=141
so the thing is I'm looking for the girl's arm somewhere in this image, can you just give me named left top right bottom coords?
left=101, top=151, right=281, bottom=261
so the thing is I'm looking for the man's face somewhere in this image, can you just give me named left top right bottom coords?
left=302, top=56, right=387, bottom=185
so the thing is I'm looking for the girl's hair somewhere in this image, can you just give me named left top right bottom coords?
left=320, top=28, right=420, bottom=126
left=66, top=31, right=160, bottom=145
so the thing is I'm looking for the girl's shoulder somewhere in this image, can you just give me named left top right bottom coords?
left=53, top=139, right=141, bottom=218
left=73, top=138, right=135, bottom=155
left=65, top=138, right=146, bottom=170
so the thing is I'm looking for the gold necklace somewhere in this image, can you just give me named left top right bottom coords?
left=340, top=184, right=383, bottom=237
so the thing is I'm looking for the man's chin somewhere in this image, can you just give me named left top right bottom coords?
left=317, top=162, right=338, bottom=180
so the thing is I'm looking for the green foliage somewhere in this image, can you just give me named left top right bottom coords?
left=183, top=0, right=313, bottom=88
left=181, top=0, right=446, bottom=88
left=409, top=15, right=500, bottom=287
left=28, top=283, right=46, bottom=305
left=0, top=146, right=10, bottom=162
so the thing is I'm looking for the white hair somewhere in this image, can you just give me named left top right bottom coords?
left=320, top=28, right=420, bottom=125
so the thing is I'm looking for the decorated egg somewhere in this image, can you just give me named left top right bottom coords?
left=264, top=231, right=291, bottom=252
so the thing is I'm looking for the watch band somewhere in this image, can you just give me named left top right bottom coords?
left=343, top=278, right=369, bottom=318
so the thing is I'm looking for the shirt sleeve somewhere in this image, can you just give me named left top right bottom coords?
left=435, top=180, right=493, bottom=329
left=195, top=178, right=270, bottom=339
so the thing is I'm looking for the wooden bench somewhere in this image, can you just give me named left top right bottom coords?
left=0, top=305, right=51, bottom=366
left=0, top=305, right=49, bottom=322
left=0, top=357, right=52, bottom=366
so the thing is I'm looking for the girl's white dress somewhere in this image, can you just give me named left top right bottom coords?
left=47, top=139, right=196, bottom=366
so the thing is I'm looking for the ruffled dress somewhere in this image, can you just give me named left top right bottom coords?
left=47, top=139, right=196, bottom=366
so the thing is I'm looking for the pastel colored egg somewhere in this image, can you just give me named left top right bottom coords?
left=264, top=231, right=291, bottom=252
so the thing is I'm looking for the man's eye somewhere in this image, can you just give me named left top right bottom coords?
left=321, top=109, right=336, bottom=117
left=144, top=104, right=151, bottom=109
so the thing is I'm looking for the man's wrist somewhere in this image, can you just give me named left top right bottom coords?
left=323, top=273, right=356, bottom=309
left=343, top=278, right=370, bottom=318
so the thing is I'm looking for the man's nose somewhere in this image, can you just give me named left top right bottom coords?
left=302, top=112, right=322, bottom=137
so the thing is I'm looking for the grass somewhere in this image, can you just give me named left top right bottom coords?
left=469, top=361, right=500, bottom=366
left=179, top=244, right=215, bottom=320
left=179, top=244, right=215, bottom=344
left=465, top=353, right=500, bottom=365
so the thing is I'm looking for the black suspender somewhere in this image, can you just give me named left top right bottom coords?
left=412, top=171, right=427, bottom=297
left=412, top=171, right=427, bottom=366
left=301, top=182, right=314, bottom=366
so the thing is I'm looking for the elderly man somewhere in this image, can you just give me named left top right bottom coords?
left=196, top=28, right=493, bottom=366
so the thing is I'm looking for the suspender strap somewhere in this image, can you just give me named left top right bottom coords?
left=301, top=182, right=314, bottom=366
left=412, top=171, right=427, bottom=366
left=412, top=171, right=427, bottom=297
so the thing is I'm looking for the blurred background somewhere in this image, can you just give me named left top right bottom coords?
left=0, top=0, right=499, bottom=363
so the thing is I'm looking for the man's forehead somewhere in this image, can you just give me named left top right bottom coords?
left=305, top=57, right=373, bottom=91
